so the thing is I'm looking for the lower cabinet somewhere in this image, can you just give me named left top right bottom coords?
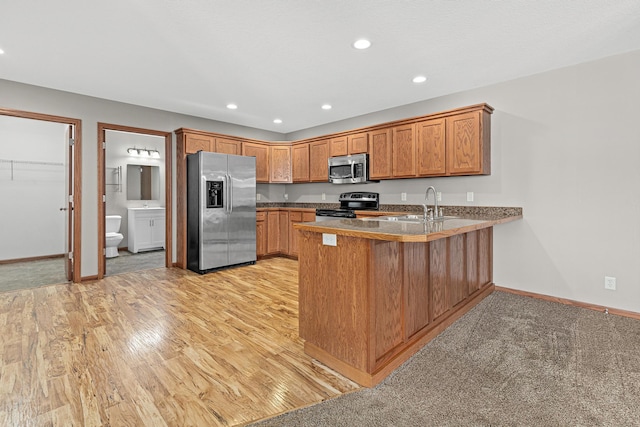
left=127, top=208, right=165, bottom=253
left=256, top=211, right=267, bottom=257
left=258, top=208, right=315, bottom=259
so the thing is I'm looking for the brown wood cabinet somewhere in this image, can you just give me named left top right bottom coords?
left=185, top=133, right=214, bottom=154
left=266, top=211, right=280, bottom=255
left=446, top=110, right=491, bottom=175
left=415, top=118, right=446, bottom=176
left=292, top=143, right=310, bottom=182
left=288, top=210, right=316, bottom=257
left=368, top=129, right=393, bottom=179
left=392, top=124, right=417, bottom=177
left=256, top=211, right=267, bottom=257
left=347, top=132, right=368, bottom=154
left=309, top=140, right=330, bottom=182
left=214, top=138, right=241, bottom=155
left=330, top=136, right=348, bottom=157
left=278, top=210, right=289, bottom=254
left=298, top=226, right=494, bottom=387
left=242, top=142, right=270, bottom=183
left=270, top=144, right=292, bottom=183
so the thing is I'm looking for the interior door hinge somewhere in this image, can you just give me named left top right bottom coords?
left=69, top=194, right=73, bottom=203
left=103, top=194, right=106, bottom=203
left=102, top=141, right=106, bottom=149
left=69, top=138, right=75, bottom=147
left=68, top=252, right=73, bottom=260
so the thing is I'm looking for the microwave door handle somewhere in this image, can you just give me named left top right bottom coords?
left=350, top=161, right=355, bottom=180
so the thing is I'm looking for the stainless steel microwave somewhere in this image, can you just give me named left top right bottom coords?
left=328, top=153, right=374, bottom=184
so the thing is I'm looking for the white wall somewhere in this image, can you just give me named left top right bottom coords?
left=0, top=79, right=283, bottom=277
left=0, top=116, right=67, bottom=260
left=282, top=50, right=640, bottom=313
left=105, top=130, right=165, bottom=248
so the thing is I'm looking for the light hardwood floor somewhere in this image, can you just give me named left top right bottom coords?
left=0, top=258, right=359, bottom=426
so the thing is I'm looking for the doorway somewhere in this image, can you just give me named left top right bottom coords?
left=97, top=123, right=172, bottom=279
left=0, top=108, right=81, bottom=288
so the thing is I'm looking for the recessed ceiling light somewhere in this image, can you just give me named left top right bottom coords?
left=226, top=103, right=238, bottom=110
left=353, top=39, right=371, bottom=50
left=273, top=119, right=282, bottom=124
left=412, top=75, right=427, bottom=83
left=0, top=48, right=4, bottom=55
left=321, top=104, right=332, bottom=110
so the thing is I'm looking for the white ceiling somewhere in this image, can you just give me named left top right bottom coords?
left=2, top=0, right=640, bottom=133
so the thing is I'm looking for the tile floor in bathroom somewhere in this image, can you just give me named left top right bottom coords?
left=0, top=249, right=165, bottom=293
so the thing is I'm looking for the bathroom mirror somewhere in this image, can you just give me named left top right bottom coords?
left=127, top=164, right=160, bottom=200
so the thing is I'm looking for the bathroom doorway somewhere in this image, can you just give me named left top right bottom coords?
left=0, top=108, right=82, bottom=291
left=97, top=123, right=172, bottom=279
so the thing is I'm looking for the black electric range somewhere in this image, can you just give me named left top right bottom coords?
left=315, top=192, right=379, bottom=221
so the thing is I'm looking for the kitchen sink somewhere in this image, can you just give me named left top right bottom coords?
left=371, top=214, right=460, bottom=223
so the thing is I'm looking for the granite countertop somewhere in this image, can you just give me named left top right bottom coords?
left=294, top=209, right=522, bottom=243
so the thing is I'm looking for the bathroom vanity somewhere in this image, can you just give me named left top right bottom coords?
left=127, top=207, right=166, bottom=253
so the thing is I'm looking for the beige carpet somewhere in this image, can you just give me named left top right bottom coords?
left=249, top=291, right=640, bottom=426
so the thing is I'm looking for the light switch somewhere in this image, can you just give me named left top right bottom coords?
left=256, top=193, right=261, bottom=201
left=322, top=233, right=337, bottom=246
left=467, top=192, right=474, bottom=202
left=401, top=192, right=407, bottom=201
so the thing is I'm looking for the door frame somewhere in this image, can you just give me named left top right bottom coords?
left=97, top=123, right=172, bottom=279
left=0, top=107, right=82, bottom=282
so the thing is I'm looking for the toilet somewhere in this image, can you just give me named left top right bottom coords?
left=105, top=215, right=124, bottom=258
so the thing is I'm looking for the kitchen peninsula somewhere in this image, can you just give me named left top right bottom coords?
left=294, top=208, right=522, bottom=387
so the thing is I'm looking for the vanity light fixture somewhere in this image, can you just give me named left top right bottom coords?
left=353, top=39, right=371, bottom=50
left=226, top=103, right=238, bottom=110
left=412, top=75, right=427, bottom=83
left=127, top=147, right=160, bottom=158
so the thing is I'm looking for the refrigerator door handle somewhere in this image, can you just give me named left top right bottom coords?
left=199, top=175, right=207, bottom=266
left=227, top=173, right=233, bottom=214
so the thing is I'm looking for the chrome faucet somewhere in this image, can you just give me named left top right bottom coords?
left=423, top=186, right=441, bottom=221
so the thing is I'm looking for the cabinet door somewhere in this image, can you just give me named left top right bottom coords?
left=266, top=211, right=280, bottom=254
left=256, top=211, right=266, bottom=257
left=288, top=211, right=302, bottom=257
left=242, top=142, right=270, bottom=183
left=150, top=216, right=165, bottom=248
left=185, top=134, right=214, bottom=154
left=330, top=136, right=348, bottom=157
left=368, top=129, right=393, bottom=179
left=392, top=124, right=416, bottom=177
left=292, top=144, right=310, bottom=182
left=309, top=140, right=330, bottom=182
left=214, top=138, right=241, bottom=155
left=133, top=217, right=153, bottom=252
left=416, top=118, right=446, bottom=176
left=347, top=132, right=368, bottom=154
left=446, top=111, right=483, bottom=175
left=279, top=211, right=289, bottom=254
left=270, top=145, right=292, bottom=183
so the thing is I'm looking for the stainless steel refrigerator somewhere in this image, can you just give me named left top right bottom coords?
left=187, top=151, right=256, bottom=274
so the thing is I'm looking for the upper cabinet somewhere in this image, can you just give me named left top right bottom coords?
left=392, top=124, right=417, bottom=178
left=270, top=144, right=292, bottom=183
left=292, top=143, right=310, bottom=182
left=330, top=136, right=348, bottom=157
left=446, top=109, right=491, bottom=175
left=185, top=133, right=214, bottom=154
left=368, top=129, right=392, bottom=180
left=214, top=138, right=241, bottom=155
left=242, top=142, right=270, bottom=183
left=347, top=132, right=368, bottom=154
left=415, top=118, right=446, bottom=176
left=309, top=139, right=330, bottom=182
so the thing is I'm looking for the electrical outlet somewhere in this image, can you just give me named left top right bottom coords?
left=401, top=192, right=407, bottom=201
left=256, top=193, right=261, bottom=201
left=284, top=193, right=288, bottom=201
left=322, top=192, right=326, bottom=201
left=436, top=192, right=441, bottom=202
left=604, top=276, right=616, bottom=290
left=467, top=192, right=474, bottom=202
